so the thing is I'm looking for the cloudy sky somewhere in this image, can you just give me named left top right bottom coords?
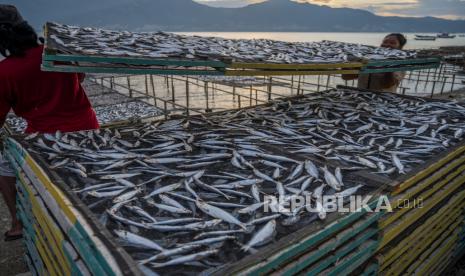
left=195, top=0, right=465, bottom=19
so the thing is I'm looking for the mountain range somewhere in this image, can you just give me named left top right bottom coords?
left=10, top=0, right=465, bottom=32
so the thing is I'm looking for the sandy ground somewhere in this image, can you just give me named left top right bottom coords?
left=0, top=196, right=28, bottom=275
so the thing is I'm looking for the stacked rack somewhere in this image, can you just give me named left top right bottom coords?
left=4, top=87, right=465, bottom=275
left=42, top=22, right=440, bottom=77
left=376, top=144, right=465, bottom=274
left=5, top=140, right=140, bottom=275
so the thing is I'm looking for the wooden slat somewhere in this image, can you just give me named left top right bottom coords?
left=43, top=53, right=228, bottom=68
left=229, top=62, right=364, bottom=70
left=380, top=174, right=465, bottom=248
left=41, top=62, right=225, bottom=76
left=225, top=69, right=360, bottom=76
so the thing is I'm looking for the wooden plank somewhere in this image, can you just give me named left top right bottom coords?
left=18, top=209, right=46, bottom=275
left=41, top=62, right=225, bottom=76
left=225, top=69, right=360, bottom=76
left=43, top=53, right=227, bottom=68
left=5, top=144, right=114, bottom=275
left=327, top=241, right=380, bottom=276
left=388, top=156, right=465, bottom=210
left=17, top=199, right=59, bottom=276
left=229, top=62, right=364, bottom=70
left=381, top=207, right=463, bottom=272
left=33, top=223, right=63, bottom=276
left=393, top=145, right=465, bottom=195
left=276, top=212, right=383, bottom=276
left=406, top=226, right=461, bottom=275
left=381, top=161, right=465, bottom=228
left=6, top=138, right=142, bottom=276
left=306, top=238, right=378, bottom=276
left=362, top=263, right=379, bottom=276
left=380, top=175, right=465, bottom=248
left=16, top=174, right=72, bottom=275
left=379, top=196, right=464, bottom=270
left=16, top=171, right=70, bottom=262
left=361, top=64, right=439, bottom=74
left=228, top=200, right=381, bottom=275
left=365, top=57, right=441, bottom=67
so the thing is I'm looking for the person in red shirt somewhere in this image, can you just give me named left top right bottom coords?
left=0, top=5, right=99, bottom=241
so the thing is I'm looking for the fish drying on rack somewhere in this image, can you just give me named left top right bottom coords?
left=21, top=89, right=465, bottom=275
left=5, top=101, right=162, bottom=133
left=47, top=22, right=417, bottom=65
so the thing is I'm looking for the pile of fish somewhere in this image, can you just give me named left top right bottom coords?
left=95, top=101, right=162, bottom=125
left=47, top=22, right=416, bottom=64
left=5, top=101, right=162, bottom=133
left=5, top=115, right=27, bottom=133
left=21, top=89, right=465, bottom=274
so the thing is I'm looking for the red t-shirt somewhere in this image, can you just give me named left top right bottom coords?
left=0, top=45, right=99, bottom=133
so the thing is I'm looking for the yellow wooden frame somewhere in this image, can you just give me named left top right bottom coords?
left=380, top=161, right=465, bottom=229
left=225, top=69, right=360, bottom=76
left=393, top=146, right=465, bottom=195
left=379, top=199, right=464, bottom=270
left=380, top=174, right=465, bottom=248
left=228, top=62, right=364, bottom=70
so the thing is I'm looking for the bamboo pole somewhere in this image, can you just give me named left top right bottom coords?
left=150, top=75, right=157, bottom=107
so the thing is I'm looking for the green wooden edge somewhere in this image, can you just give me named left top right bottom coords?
left=11, top=141, right=118, bottom=276
left=456, top=244, right=465, bottom=257
left=41, top=62, right=226, bottom=76
left=43, top=53, right=228, bottom=68
left=328, top=240, right=380, bottom=276
left=17, top=199, right=44, bottom=275
left=62, top=247, right=85, bottom=276
left=361, top=64, right=439, bottom=74
left=20, top=219, right=44, bottom=275
left=18, top=201, right=63, bottom=273
left=15, top=172, right=70, bottom=275
left=24, top=253, right=38, bottom=276
left=17, top=201, right=46, bottom=274
left=366, top=57, right=441, bottom=67
left=245, top=199, right=380, bottom=275
left=362, top=263, right=379, bottom=276
left=282, top=211, right=383, bottom=276
left=16, top=171, right=86, bottom=276
left=6, top=143, right=111, bottom=276
left=305, top=230, right=378, bottom=275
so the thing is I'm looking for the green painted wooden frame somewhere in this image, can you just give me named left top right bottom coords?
left=236, top=199, right=381, bottom=275
left=41, top=61, right=226, bottom=76
left=43, top=52, right=228, bottom=68
left=361, top=57, right=441, bottom=74
left=279, top=212, right=383, bottom=276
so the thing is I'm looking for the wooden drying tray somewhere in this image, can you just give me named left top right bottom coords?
left=42, top=51, right=441, bottom=77
left=42, top=21, right=441, bottom=76
left=361, top=57, right=441, bottom=74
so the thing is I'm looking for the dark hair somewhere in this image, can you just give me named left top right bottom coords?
left=385, top=33, right=407, bottom=49
left=0, top=21, right=39, bottom=57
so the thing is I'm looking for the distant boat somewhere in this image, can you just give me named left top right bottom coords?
left=415, top=35, right=436, bottom=41
left=459, top=34, right=465, bottom=37
left=437, top=33, right=456, bottom=39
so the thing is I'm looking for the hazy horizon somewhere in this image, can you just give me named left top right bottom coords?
left=195, top=0, right=465, bottom=20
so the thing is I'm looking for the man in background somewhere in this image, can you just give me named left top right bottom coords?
left=343, top=33, right=407, bottom=93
